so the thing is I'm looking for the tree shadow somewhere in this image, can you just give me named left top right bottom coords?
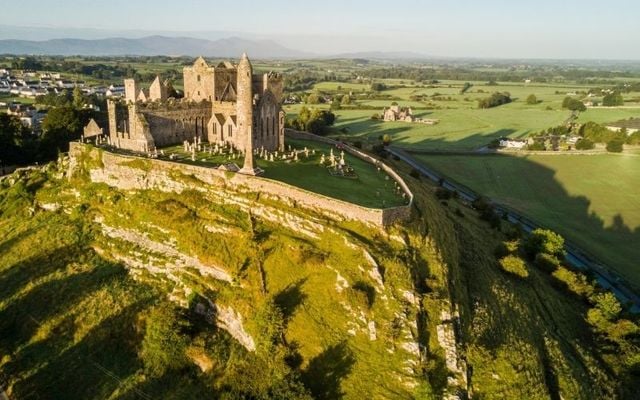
left=301, top=341, right=355, bottom=400
left=7, top=299, right=153, bottom=400
left=352, top=280, right=376, bottom=308
left=0, top=255, right=125, bottom=356
left=273, top=278, right=308, bottom=324
left=0, top=243, right=84, bottom=306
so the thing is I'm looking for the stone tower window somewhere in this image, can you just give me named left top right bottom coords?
left=197, top=75, right=201, bottom=82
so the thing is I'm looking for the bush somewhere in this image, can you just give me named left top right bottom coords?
left=352, top=141, right=362, bottom=149
left=534, top=252, right=561, bottom=273
left=552, top=266, right=595, bottom=298
left=478, top=92, right=512, bottom=109
left=592, top=292, right=622, bottom=321
left=524, top=229, right=565, bottom=258
left=562, top=97, right=586, bottom=112
left=575, top=138, right=595, bottom=150
left=528, top=141, right=545, bottom=151
left=140, top=302, right=190, bottom=376
left=499, top=255, right=529, bottom=278
left=602, top=92, right=624, bottom=107
left=409, top=168, right=421, bottom=179
left=526, top=94, right=538, bottom=105
left=606, top=138, right=624, bottom=153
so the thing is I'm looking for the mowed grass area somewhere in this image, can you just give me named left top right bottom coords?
left=414, top=153, right=640, bottom=288
left=158, top=138, right=406, bottom=208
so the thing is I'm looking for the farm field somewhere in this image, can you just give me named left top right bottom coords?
left=414, top=152, right=640, bottom=289
left=284, top=79, right=640, bottom=151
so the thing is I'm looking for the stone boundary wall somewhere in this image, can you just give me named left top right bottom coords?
left=69, top=142, right=412, bottom=227
left=285, top=129, right=414, bottom=204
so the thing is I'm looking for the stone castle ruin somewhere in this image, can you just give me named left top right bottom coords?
left=382, top=104, right=439, bottom=125
left=101, top=54, right=285, bottom=158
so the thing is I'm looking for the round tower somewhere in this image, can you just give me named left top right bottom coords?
left=237, top=53, right=253, bottom=153
left=237, top=53, right=262, bottom=175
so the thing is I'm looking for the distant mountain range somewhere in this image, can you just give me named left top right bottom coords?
left=0, top=35, right=313, bottom=59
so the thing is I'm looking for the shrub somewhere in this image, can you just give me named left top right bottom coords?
left=524, top=229, right=565, bottom=258
left=528, top=141, right=545, bottom=151
left=534, top=252, right=561, bottom=273
left=552, top=266, right=595, bottom=298
left=409, top=168, right=421, bottom=179
left=499, top=255, right=529, bottom=278
left=352, top=141, right=362, bottom=149
left=602, top=92, right=624, bottom=107
left=526, top=94, right=538, bottom=105
left=575, top=138, right=595, bottom=150
left=478, top=92, right=512, bottom=109
left=592, top=292, right=622, bottom=321
left=140, top=302, right=190, bottom=376
left=606, top=139, right=624, bottom=153
left=382, top=134, right=392, bottom=146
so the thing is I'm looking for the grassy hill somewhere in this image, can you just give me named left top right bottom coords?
left=0, top=155, right=638, bottom=399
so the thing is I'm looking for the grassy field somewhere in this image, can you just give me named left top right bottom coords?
left=285, top=79, right=640, bottom=151
left=414, top=152, right=640, bottom=288
left=158, top=138, right=406, bottom=208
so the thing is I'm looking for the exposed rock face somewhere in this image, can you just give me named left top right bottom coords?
left=215, top=305, right=256, bottom=352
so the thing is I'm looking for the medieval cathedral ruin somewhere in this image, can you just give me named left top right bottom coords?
left=102, top=53, right=285, bottom=158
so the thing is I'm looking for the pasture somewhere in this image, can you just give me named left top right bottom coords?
left=413, top=152, right=640, bottom=288
left=286, top=78, right=640, bottom=151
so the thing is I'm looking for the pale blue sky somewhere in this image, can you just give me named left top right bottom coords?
left=1, top=0, right=638, bottom=58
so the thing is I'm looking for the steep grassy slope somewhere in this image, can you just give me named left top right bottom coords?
left=0, top=161, right=443, bottom=399
left=0, top=156, right=637, bottom=399
left=391, top=159, right=639, bottom=399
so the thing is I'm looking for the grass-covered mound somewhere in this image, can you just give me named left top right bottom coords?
left=1, top=154, right=638, bottom=399
left=0, top=161, right=435, bottom=399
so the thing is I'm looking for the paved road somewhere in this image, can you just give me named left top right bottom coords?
left=387, top=146, right=640, bottom=312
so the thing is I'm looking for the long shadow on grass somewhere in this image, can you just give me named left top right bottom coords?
left=0, top=244, right=84, bottom=305
left=274, top=278, right=308, bottom=324
left=8, top=301, right=152, bottom=400
left=301, top=341, right=355, bottom=400
left=0, top=252, right=125, bottom=356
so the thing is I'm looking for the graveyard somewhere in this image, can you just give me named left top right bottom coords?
left=91, top=136, right=408, bottom=209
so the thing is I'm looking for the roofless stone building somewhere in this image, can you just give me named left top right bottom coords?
left=103, top=54, right=285, bottom=159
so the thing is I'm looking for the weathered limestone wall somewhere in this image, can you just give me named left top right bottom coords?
left=69, top=142, right=412, bottom=227
left=137, top=102, right=212, bottom=147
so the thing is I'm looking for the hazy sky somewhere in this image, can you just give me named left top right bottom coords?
left=1, top=0, right=639, bottom=59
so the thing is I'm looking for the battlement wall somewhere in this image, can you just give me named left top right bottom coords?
left=68, top=142, right=412, bottom=227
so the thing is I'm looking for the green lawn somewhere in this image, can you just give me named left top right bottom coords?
left=287, top=80, right=584, bottom=151
left=577, top=107, right=640, bottom=124
left=321, top=106, right=569, bottom=151
left=414, top=153, right=640, bottom=288
left=159, top=138, right=406, bottom=209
